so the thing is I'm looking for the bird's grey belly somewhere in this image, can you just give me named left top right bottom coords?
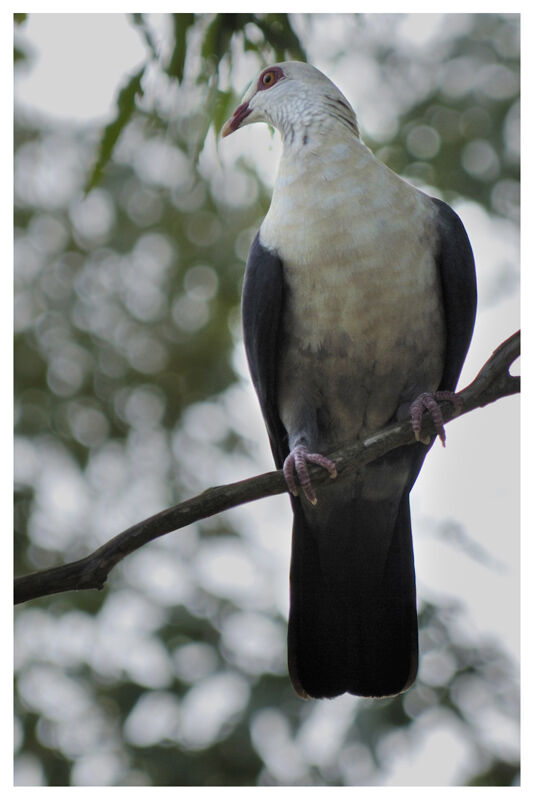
left=277, top=252, right=445, bottom=455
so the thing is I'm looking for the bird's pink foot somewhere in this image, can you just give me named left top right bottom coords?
left=410, top=391, right=463, bottom=446
left=283, top=445, right=337, bottom=505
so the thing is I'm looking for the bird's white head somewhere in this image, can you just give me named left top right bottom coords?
left=222, top=61, right=359, bottom=144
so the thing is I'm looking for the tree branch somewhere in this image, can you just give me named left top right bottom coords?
left=14, top=331, right=520, bottom=605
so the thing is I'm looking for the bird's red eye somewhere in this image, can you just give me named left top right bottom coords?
left=258, top=67, right=283, bottom=91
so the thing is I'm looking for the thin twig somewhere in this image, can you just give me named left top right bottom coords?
left=14, top=331, right=520, bottom=605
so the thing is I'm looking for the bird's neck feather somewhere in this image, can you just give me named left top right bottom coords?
left=261, top=132, right=429, bottom=268
left=278, top=113, right=360, bottom=157
left=267, top=132, right=377, bottom=234
left=275, top=127, right=373, bottom=195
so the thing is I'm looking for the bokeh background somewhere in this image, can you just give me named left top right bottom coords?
left=14, top=13, right=520, bottom=786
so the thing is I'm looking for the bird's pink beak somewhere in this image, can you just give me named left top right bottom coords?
left=221, top=102, right=252, bottom=138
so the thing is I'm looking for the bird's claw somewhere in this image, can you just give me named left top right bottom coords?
left=283, top=445, right=337, bottom=505
left=410, top=391, right=463, bottom=446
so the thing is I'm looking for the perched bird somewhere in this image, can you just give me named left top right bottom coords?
left=222, top=62, right=476, bottom=699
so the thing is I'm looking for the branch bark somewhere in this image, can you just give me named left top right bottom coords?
left=14, top=331, right=520, bottom=605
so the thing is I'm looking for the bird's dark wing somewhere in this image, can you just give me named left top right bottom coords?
left=432, top=198, right=477, bottom=392
left=401, top=199, right=476, bottom=497
left=242, top=233, right=288, bottom=468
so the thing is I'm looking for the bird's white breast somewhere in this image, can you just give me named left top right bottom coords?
left=260, top=137, right=446, bottom=444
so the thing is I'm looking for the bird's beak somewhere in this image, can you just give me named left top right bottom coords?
left=221, top=101, right=252, bottom=138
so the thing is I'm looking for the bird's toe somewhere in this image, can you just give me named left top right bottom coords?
left=409, top=390, right=463, bottom=446
left=283, top=445, right=337, bottom=504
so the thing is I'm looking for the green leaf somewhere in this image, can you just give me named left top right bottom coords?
left=14, top=46, right=27, bottom=63
left=243, top=37, right=261, bottom=55
left=191, top=77, right=220, bottom=163
left=200, top=14, right=223, bottom=63
left=200, top=14, right=234, bottom=74
left=85, top=65, right=146, bottom=194
left=14, top=13, right=27, bottom=26
left=252, top=14, right=307, bottom=62
left=167, top=13, right=195, bottom=82
left=212, top=89, right=238, bottom=137
left=130, top=13, right=159, bottom=61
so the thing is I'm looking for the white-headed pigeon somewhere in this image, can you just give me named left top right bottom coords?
left=222, top=61, right=476, bottom=699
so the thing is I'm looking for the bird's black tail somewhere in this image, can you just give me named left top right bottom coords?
left=287, top=484, right=418, bottom=699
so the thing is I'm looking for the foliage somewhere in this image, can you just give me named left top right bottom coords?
left=14, top=13, right=519, bottom=787
left=365, top=13, right=519, bottom=216
left=85, top=13, right=306, bottom=191
left=85, top=68, right=146, bottom=194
